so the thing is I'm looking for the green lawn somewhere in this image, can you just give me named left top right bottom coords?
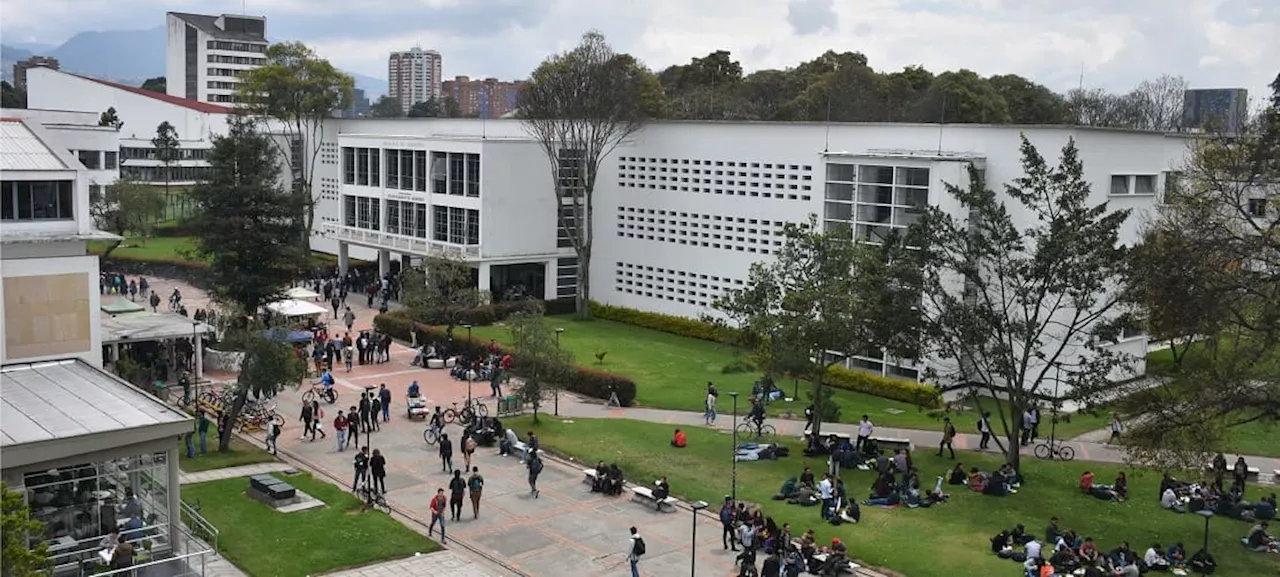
left=508, top=416, right=1279, bottom=577
left=90, top=236, right=200, bottom=263
left=470, top=316, right=1109, bottom=435
left=181, top=473, right=437, bottom=577
left=178, top=436, right=278, bottom=473
left=1222, top=419, right=1280, bottom=459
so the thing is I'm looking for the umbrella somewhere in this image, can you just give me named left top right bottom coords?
left=285, top=286, right=321, bottom=300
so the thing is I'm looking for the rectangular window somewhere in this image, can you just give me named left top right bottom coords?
left=448, top=206, right=466, bottom=243
left=1133, top=175, right=1156, bottom=195
left=465, top=209, right=479, bottom=245
left=343, top=195, right=356, bottom=226
left=356, top=197, right=371, bottom=229
left=465, top=154, right=480, bottom=197
left=399, top=150, right=413, bottom=191
left=78, top=150, right=101, bottom=170
left=414, top=203, right=428, bottom=238
left=343, top=147, right=356, bottom=184
left=414, top=151, right=428, bottom=192
left=826, top=163, right=856, bottom=182
left=370, top=197, right=381, bottom=230
left=386, top=200, right=401, bottom=234
left=104, top=151, right=118, bottom=170
left=369, top=149, right=381, bottom=187
left=386, top=150, right=399, bottom=189
left=431, top=152, right=448, bottom=194
left=357, top=148, right=369, bottom=186
left=1247, top=198, right=1268, bottom=218
left=1110, top=175, right=1129, bottom=195
left=1, top=181, right=75, bottom=221
left=449, top=153, right=465, bottom=196
left=433, top=205, right=448, bottom=241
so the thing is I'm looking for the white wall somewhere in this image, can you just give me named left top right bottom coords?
left=2, top=108, right=121, bottom=190
left=165, top=14, right=191, bottom=100
left=479, top=140, right=561, bottom=259
left=0, top=248, right=103, bottom=367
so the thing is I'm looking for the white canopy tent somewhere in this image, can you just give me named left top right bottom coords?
left=265, top=299, right=327, bottom=319
left=285, top=286, right=321, bottom=300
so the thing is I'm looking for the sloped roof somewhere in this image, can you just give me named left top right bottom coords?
left=68, top=73, right=234, bottom=114
left=0, top=118, right=68, bottom=171
left=170, top=12, right=268, bottom=43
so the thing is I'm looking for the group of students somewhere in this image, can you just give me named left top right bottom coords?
left=588, top=461, right=627, bottom=495
left=1080, top=470, right=1129, bottom=502
left=1157, top=469, right=1278, bottom=524
left=993, top=517, right=1218, bottom=576
left=953, top=461, right=1021, bottom=497
left=719, top=497, right=851, bottom=577
left=864, top=452, right=951, bottom=509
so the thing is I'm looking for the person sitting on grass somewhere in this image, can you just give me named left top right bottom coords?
left=984, top=467, right=1011, bottom=497
left=1142, top=543, right=1169, bottom=572
left=991, top=531, right=1014, bottom=556
left=948, top=463, right=967, bottom=485
left=1113, top=472, right=1129, bottom=502
left=1255, top=493, right=1277, bottom=521
left=1161, top=486, right=1185, bottom=513
left=968, top=467, right=988, bottom=493
left=1000, top=463, right=1022, bottom=487
left=1079, top=537, right=1099, bottom=565
left=1165, top=543, right=1186, bottom=570
left=1080, top=471, right=1119, bottom=501
left=671, top=428, right=687, bottom=448
left=1245, top=521, right=1278, bottom=552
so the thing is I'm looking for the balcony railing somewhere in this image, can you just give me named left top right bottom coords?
left=323, top=223, right=481, bottom=259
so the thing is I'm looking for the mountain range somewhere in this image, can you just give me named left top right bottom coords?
left=1, top=27, right=386, bottom=97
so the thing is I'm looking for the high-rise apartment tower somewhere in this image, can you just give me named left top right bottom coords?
left=388, top=47, right=443, bottom=114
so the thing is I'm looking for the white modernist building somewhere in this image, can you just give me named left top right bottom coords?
left=165, top=11, right=268, bottom=106
left=311, top=119, right=1191, bottom=385
left=25, top=67, right=233, bottom=185
left=0, top=108, right=121, bottom=197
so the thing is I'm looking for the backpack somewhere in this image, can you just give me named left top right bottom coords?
left=632, top=537, right=646, bottom=557
left=469, top=475, right=484, bottom=492
left=530, top=457, right=544, bottom=474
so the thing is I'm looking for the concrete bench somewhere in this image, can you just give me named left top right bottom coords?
left=869, top=436, right=913, bottom=452
left=631, top=486, right=677, bottom=511
left=1273, top=469, right=1280, bottom=484
left=811, top=552, right=861, bottom=575
left=582, top=468, right=599, bottom=485
left=426, top=358, right=445, bottom=369
left=501, top=440, right=542, bottom=459
left=805, top=430, right=853, bottom=443
left=1247, top=466, right=1260, bottom=481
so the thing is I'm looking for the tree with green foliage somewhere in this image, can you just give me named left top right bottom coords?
left=441, top=95, right=462, bottom=118
left=916, top=136, right=1133, bottom=470
left=236, top=41, right=354, bottom=242
left=89, top=177, right=165, bottom=254
left=519, top=30, right=665, bottom=319
left=2, top=483, right=48, bottom=577
left=987, top=74, right=1070, bottom=124
left=151, top=121, right=180, bottom=202
left=1119, top=74, right=1280, bottom=468
left=714, top=215, right=924, bottom=438
left=508, top=303, right=574, bottom=422
left=216, top=332, right=306, bottom=452
left=98, top=106, right=123, bottom=129
left=139, top=76, right=166, bottom=93
left=401, top=256, right=488, bottom=339
left=408, top=97, right=443, bottom=118
left=187, top=116, right=307, bottom=313
left=912, top=69, right=1012, bottom=124
left=370, top=95, right=404, bottom=118
left=1, top=80, right=26, bottom=109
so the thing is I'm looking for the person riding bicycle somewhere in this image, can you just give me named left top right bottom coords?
left=749, top=396, right=767, bottom=431
left=428, top=406, right=445, bottom=436
left=319, top=369, right=334, bottom=390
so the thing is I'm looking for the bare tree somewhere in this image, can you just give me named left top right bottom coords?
left=1132, top=74, right=1188, bottom=131
left=518, top=30, right=665, bottom=318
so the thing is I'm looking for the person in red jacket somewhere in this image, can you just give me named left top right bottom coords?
left=334, top=410, right=348, bottom=452
left=428, top=488, right=448, bottom=544
left=671, top=429, right=687, bottom=448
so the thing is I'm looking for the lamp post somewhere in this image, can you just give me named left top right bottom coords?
left=464, top=324, right=473, bottom=406
left=554, top=328, right=565, bottom=416
left=728, top=391, right=739, bottom=503
left=690, top=500, right=708, bottom=577
left=555, top=327, right=564, bottom=348
left=1048, top=363, right=1062, bottom=457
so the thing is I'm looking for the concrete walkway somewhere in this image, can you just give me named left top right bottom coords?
left=319, top=551, right=504, bottom=577
left=179, top=462, right=295, bottom=484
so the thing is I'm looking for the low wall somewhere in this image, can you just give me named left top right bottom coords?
left=203, top=348, right=245, bottom=373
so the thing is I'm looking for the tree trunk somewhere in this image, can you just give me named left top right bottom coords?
left=1005, top=419, right=1022, bottom=471
left=809, top=371, right=825, bottom=438
left=575, top=251, right=592, bottom=319
left=217, top=387, right=250, bottom=452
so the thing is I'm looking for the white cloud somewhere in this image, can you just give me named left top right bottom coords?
left=3, top=0, right=1276, bottom=97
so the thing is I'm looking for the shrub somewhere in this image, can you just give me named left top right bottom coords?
left=373, top=312, right=637, bottom=406
left=823, top=364, right=942, bottom=409
left=721, top=358, right=757, bottom=374
left=591, top=302, right=739, bottom=343
left=406, top=298, right=578, bottom=327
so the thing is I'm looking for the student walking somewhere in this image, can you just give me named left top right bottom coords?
left=343, top=306, right=355, bottom=333
left=527, top=454, right=543, bottom=498
left=522, top=431, right=539, bottom=464
left=428, top=488, right=448, bottom=544
left=978, top=411, right=992, bottom=450
left=463, top=434, right=477, bottom=470
left=369, top=396, right=381, bottom=432
left=448, top=470, right=466, bottom=521
left=627, top=527, right=645, bottom=577
left=359, top=394, right=372, bottom=432
left=196, top=410, right=210, bottom=455
left=938, top=417, right=957, bottom=459
left=334, top=410, right=348, bottom=451
left=467, top=467, right=484, bottom=519
left=378, top=384, right=392, bottom=422
left=720, top=496, right=738, bottom=551
left=299, top=403, right=314, bottom=441
left=438, top=433, right=453, bottom=472
left=370, top=449, right=387, bottom=494
left=347, top=405, right=361, bottom=448
left=265, top=420, right=280, bottom=455
left=311, top=400, right=326, bottom=441
left=856, top=415, right=874, bottom=453
left=705, top=386, right=718, bottom=426
left=1108, top=413, right=1124, bottom=444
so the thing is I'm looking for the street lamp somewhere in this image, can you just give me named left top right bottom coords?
left=464, top=324, right=473, bottom=406
left=690, top=500, right=708, bottom=577
left=555, top=327, right=564, bottom=348
left=1048, top=363, right=1063, bottom=455
left=728, top=391, right=739, bottom=503
left=554, top=327, right=565, bottom=416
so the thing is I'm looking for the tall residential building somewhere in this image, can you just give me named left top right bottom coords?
left=1181, top=88, right=1249, bottom=134
left=165, top=12, right=268, bottom=106
left=12, top=56, right=59, bottom=91
left=441, top=76, right=523, bottom=119
left=388, top=47, right=442, bottom=114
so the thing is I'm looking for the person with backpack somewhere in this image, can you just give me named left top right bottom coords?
left=527, top=454, right=544, bottom=498
left=428, top=488, right=448, bottom=544
left=448, top=470, right=466, bottom=521
left=720, top=496, right=738, bottom=551
left=978, top=412, right=992, bottom=450
left=627, top=526, right=645, bottom=577
left=438, top=433, right=453, bottom=473
left=467, top=467, right=485, bottom=519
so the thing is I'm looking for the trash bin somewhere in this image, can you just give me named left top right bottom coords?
left=499, top=395, right=520, bottom=415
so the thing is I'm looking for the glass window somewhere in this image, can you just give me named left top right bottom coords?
left=824, top=202, right=852, bottom=221
left=369, top=149, right=381, bottom=187
left=826, top=163, right=856, bottom=182
left=356, top=197, right=371, bottom=228
left=896, top=167, right=929, bottom=187
left=104, top=151, right=118, bottom=170
left=448, top=207, right=466, bottom=243
left=465, top=209, right=479, bottom=244
left=857, top=184, right=893, bottom=205
left=465, top=154, right=480, bottom=197
left=370, top=197, right=381, bottom=230
left=433, top=205, right=448, bottom=241
left=400, top=150, right=414, bottom=191
left=431, top=152, right=447, bottom=194
left=825, top=183, right=854, bottom=202
left=1, top=181, right=74, bottom=221
left=343, top=147, right=356, bottom=184
left=343, top=195, right=356, bottom=226
left=895, top=187, right=929, bottom=207
left=357, top=148, right=369, bottom=186
left=386, top=200, right=401, bottom=234
left=1110, top=175, right=1129, bottom=195
left=78, top=150, right=101, bottom=170
left=414, top=203, right=428, bottom=238
left=1134, top=175, right=1156, bottom=195
left=863, top=165, right=894, bottom=184
left=386, top=150, right=399, bottom=189
left=449, top=153, right=465, bottom=196
left=414, top=151, right=428, bottom=192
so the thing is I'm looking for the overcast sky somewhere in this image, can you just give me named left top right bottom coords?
left=3, top=0, right=1276, bottom=98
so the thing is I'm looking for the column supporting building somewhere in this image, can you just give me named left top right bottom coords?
left=338, top=242, right=350, bottom=278
left=377, top=249, right=390, bottom=277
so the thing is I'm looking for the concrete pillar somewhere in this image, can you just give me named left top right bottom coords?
left=194, top=333, right=204, bottom=380
left=378, top=249, right=390, bottom=277
left=111, top=343, right=120, bottom=364
left=477, top=262, right=492, bottom=292
left=544, top=260, right=557, bottom=301
left=338, top=241, right=350, bottom=278
left=166, top=447, right=181, bottom=548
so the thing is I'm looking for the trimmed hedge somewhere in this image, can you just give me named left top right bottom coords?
left=590, top=302, right=740, bottom=343
left=373, top=312, right=636, bottom=406
left=824, top=364, right=942, bottom=409
left=405, top=298, right=576, bottom=327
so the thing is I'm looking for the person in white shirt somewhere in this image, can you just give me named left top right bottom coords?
left=705, top=392, right=717, bottom=425
left=627, top=527, right=642, bottom=577
left=1161, top=487, right=1185, bottom=513
left=978, top=411, right=992, bottom=450
left=1024, top=538, right=1042, bottom=562
left=818, top=474, right=835, bottom=520
left=1021, top=410, right=1035, bottom=446
left=856, top=415, right=874, bottom=452
left=1143, top=544, right=1169, bottom=568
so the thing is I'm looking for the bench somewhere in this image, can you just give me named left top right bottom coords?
left=811, top=552, right=861, bottom=575
left=805, top=430, right=853, bottom=443
left=1247, top=466, right=1260, bottom=481
left=869, top=436, right=913, bottom=453
left=631, top=486, right=677, bottom=511
left=582, top=468, right=599, bottom=485
left=426, top=358, right=445, bottom=369
left=1274, top=469, right=1280, bottom=484
left=501, top=440, right=542, bottom=458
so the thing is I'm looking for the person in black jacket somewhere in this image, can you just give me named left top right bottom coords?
left=439, top=433, right=453, bottom=472
left=761, top=553, right=782, bottom=577
left=352, top=446, right=369, bottom=491
left=448, top=470, right=467, bottom=521
left=369, top=448, right=387, bottom=493
left=359, top=393, right=373, bottom=432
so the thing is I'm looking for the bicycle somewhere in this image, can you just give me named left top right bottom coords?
left=423, top=424, right=440, bottom=445
left=442, top=399, right=487, bottom=426
left=169, top=296, right=182, bottom=312
left=355, top=482, right=390, bottom=513
left=736, top=420, right=777, bottom=442
left=1033, top=439, right=1075, bottom=461
left=301, top=382, right=338, bottom=404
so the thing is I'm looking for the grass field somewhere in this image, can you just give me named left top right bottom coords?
left=91, top=236, right=201, bottom=263
left=468, top=316, right=1110, bottom=435
left=181, top=473, right=437, bottom=577
left=508, top=416, right=1280, bottom=577
left=177, top=436, right=278, bottom=473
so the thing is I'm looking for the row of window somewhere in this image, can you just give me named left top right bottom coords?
left=74, top=150, right=118, bottom=171
left=207, top=67, right=246, bottom=78
left=207, top=40, right=266, bottom=53
left=119, top=147, right=209, bottom=162
left=620, top=156, right=813, bottom=172
left=613, top=261, right=744, bottom=308
left=1, top=180, right=74, bottom=221
left=206, top=54, right=264, bottom=66
left=615, top=206, right=786, bottom=255
left=342, top=148, right=481, bottom=197
left=341, top=196, right=480, bottom=245
left=208, top=81, right=238, bottom=90
left=120, top=165, right=214, bottom=182
left=826, top=164, right=930, bottom=187
left=556, top=257, right=579, bottom=300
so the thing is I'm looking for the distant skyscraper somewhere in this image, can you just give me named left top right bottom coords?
left=388, top=47, right=443, bottom=115
left=12, top=56, right=59, bottom=91
left=165, top=12, right=268, bottom=106
left=342, top=88, right=372, bottom=118
left=441, top=76, right=524, bottom=119
left=1181, top=88, right=1249, bottom=134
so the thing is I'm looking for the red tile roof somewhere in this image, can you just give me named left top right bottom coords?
left=67, top=72, right=235, bottom=114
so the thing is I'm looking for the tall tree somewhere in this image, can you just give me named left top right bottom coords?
left=714, top=216, right=923, bottom=437
left=507, top=303, right=574, bottom=423
left=1119, top=75, right=1280, bottom=466
left=236, top=41, right=354, bottom=243
left=215, top=332, right=306, bottom=452
left=987, top=74, right=1070, bottom=124
left=401, top=256, right=488, bottom=338
left=1131, top=74, right=1188, bottom=131
left=139, top=76, right=166, bottom=93
left=0, top=81, right=26, bottom=108
left=187, top=116, right=307, bottom=313
left=441, top=95, right=463, bottom=118
left=151, top=121, right=180, bottom=201
left=2, top=483, right=48, bottom=577
left=519, top=30, right=665, bottom=319
left=370, top=95, right=404, bottom=118
left=916, top=136, right=1133, bottom=470
left=89, top=177, right=165, bottom=253
left=912, top=69, right=1012, bottom=124
left=98, top=106, right=123, bottom=129
left=408, top=97, right=443, bottom=118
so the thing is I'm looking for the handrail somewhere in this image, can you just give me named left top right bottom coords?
left=180, top=500, right=219, bottom=553
left=322, top=223, right=482, bottom=258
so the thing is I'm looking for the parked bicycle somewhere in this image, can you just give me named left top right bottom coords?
left=1033, top=438, right=1075, bottom=461
left=355, top=481, right=390, bottom=513
left=442, top=399, right=487, bottom=426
